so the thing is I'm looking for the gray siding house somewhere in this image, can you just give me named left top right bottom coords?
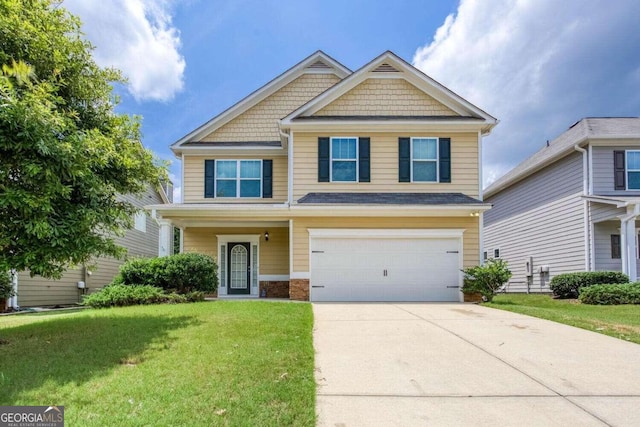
left=484, top=117, right=640, bottom=292
left=9, top=182, right=173, bottom=308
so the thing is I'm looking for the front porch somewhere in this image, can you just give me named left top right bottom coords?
left=589, top=196, right=640, bottom=281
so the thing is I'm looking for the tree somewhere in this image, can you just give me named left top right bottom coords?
left=0, top=0, right=165, bottom=278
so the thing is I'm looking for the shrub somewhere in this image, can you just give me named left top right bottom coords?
left=82, top=284, right=167, bottom=308
left=579, top=282, right=640, bottom=305
left=1, top=271, right=14, bottom=299
left=550, top=271, right=629, bottom=299
left=82, top=285, right=207, bottom=308
left=461, top=259, right=512, bottom=302
left=116, top=253, right=218, bottom=294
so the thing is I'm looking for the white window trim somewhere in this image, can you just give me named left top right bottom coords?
left=410, top=137, right=439, bottom=183
left=330, top=136, right=358, bottom=183
left=493, top=248, right=501, bottom=259
left=214, top=159, right=263, bottom=198
left=626, top=150, right=640, bottom=190
left=216, top=234, right=261, bottom=297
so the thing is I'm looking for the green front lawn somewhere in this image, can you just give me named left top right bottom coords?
left=0, top=301, right=315, bottom=426
left=484, top=294, right=640, bottom=344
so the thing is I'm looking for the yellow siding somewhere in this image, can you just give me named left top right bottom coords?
left=313, top=79, right=457, bottom=116
left=293, top=132, right=479, bottom=200
left=292, top=217, right=479, bottom=273
left=183, top=227, right=289, bottom=275
left=183, top=155, right=287, bottom=203
left=201, top=74, right=340, bottom=142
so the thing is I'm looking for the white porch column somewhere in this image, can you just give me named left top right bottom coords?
left=621, top=204, right=639, bottom=281
left=158, top=220, right=173, bottom=257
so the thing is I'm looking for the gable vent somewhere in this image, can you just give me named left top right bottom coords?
left=372, top=63, right=400, bottom=73
left=307, top=60, right=332, bottom=70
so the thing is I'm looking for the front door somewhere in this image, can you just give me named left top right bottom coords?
left=228, top=243, right=250, bottom=295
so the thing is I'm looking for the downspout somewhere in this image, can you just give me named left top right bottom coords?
left=279, top=128, right=293, bottom=206
left=574, top=145, right=591, bottom=271
left=478, top=131, right=484, bottom=264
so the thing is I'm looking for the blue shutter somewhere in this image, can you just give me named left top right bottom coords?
left=204, top=160, right=215, bottom=198
left=398, top=138, right=410, bottom=182
left=318, top=137, right=330, bottom=182
left=614, top=151, right=625, bottom=190
left=439, top=138, right=451, bottom=183
left=262, top=159, right=273, bottom=198
left=358, top=137, right=370, bottom=182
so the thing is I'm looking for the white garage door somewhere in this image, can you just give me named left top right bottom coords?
left=309, top=230, right=462, bottom=302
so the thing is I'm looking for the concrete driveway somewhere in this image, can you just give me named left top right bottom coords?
left=313, top=303, right=640, bottom=427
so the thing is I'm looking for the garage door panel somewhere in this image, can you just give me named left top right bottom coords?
left=310, top=235, right=461, bottom=302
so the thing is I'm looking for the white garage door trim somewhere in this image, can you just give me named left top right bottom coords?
left=309, top=228, right=465, bottom=302
left=308, top=228, right=465, bottom=239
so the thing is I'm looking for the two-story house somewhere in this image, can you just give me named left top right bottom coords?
left=484, top=117, right=640, bottom=292
left=149, top=51, right=497, bottom=302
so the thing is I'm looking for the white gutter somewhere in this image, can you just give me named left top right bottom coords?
left=574, top=145, right=591, bottom=271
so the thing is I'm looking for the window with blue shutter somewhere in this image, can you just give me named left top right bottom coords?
left=399, top=137, right=452, bottom=183
left=319, top=137, right=370, bottom=182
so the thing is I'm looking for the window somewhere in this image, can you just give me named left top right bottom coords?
left=627, top=151, right=640, bottom=190
left=493, top=248, right=501, bottom=258
left=411, top=137, right=438, bottom=182
left=483, top=251, right=488, bottom=261
left=134, top=211, right=146, bottom=232
left=331, top=137, right=358, bottom=182
left=215, top=160, right=262, bottom=198
left=611, top=234, right=621, bottom=259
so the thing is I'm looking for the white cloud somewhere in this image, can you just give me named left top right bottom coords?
left=64, top=0, right=185, bottom=102
left=413, top=0, right=640, bottom=187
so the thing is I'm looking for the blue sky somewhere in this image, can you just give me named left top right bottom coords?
left=63, top=0, right=640, bottom=200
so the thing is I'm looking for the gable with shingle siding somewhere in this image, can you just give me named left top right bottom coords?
left=201, top=74, right=341, bottom=142
left=312, top=78, right=458, bottom=117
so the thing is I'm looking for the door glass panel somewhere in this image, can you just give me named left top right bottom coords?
left=230, top=245, right=248, bottom=289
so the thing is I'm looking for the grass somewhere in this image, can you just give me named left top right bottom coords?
left=484, top=294, right=640, bottom=344
left=0, top=301, right=315, bottom=426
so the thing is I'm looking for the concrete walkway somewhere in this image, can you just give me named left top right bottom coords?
left=313, top=303, right=640, bottom=427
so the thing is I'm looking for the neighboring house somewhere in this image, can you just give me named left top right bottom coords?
left=484, top=117, right=640, bottom=292
left=149, top=50, right=497, bottom=302
left=10, top=182, right=173, bottom=308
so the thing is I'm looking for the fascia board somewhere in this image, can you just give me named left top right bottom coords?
left=178, top=146, right=287, bottom=157
left=285, top=120, right=488, bottom=133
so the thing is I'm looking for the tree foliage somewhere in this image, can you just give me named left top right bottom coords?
left=0, top=0, right=164, bottom=278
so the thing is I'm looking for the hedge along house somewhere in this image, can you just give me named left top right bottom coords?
left=484, top=118, right=640, bottom=293
left=149, top=51, right=497, bottom=302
